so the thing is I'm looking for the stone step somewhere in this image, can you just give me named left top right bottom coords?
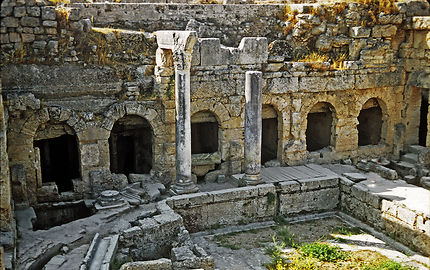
left=401, top=153, right=419, bottom=163
left=389, top=161, right=416, bottom=177
left=80, top=233, right=119, bottom=270
left=406, top=145, right=428, bottom=155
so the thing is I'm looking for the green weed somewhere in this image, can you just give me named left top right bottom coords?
left=300, top=242, right=350, bottom=262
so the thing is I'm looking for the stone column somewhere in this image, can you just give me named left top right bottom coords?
left=242, top=71, right=263, bottom=185
left=156, top=31, right=199, bottom=194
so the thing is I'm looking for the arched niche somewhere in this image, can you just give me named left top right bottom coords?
left=306, top=102, right=337, bottom=152
left=109, top=115, right=153, bottom=175
left=191, top=110, right=219, bottom=154
left=262, top=105, right=279, bottom=164
left=33, top=120, right=80, bottom=193
left=358, top=98, right=383, bottom=146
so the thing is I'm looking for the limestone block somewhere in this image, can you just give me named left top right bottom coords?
left=199, top=38, right=224, bottom=66
left=355, top=72, right=402, bottom=89
left=405, top=0, right=430, bottom=16
left=278, top=181, right=300, bottom=194
left=80, top=143, right=99, bottom=166
left=14, top=6, right=26, bottom=17
left=279, top=188, right=339, bottom=215
left=381, top=200, right=397, bottom=217
left=172, top=192, right=213, bottom=208
left=350, top=27, right=371, bottom=38
left=237, top=37, right=268, bottom=65
left=1, top=17, right=19, bottom=28
left=397, top=206, right=417, bottom=226
left=372, top=25, right=397, bottom=38
left=377, top=14, right=403, bottom=25
left=265, top=77, right=299, bottom=93
left=413, top=16, right=430, bottom=30
left=41, top=6, right=56, bottom=20
left=171, top=246, right=196, bottom=262
left=315, top=35, right=332, bottom=52
left=6, top=92, right=40, bottom=111
left=89, top=170, right=128, bottom=195
left=20, top=16, right=39, bottom=27
left=211, top=186, right=258, bottom=203
left=120, top=259, right=173, bottom=270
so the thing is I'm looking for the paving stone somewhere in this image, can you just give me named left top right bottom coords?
left=342, top=172, right=367, bottom=183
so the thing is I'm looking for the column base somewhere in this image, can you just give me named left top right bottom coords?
left=169, top=182, right=199, bottom=195
left=242, top=173, right=263, bottom=186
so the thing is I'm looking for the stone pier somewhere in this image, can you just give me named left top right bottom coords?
left=156, top=31, right=199, bottom=194
left=243, top=71, right=263, bottom=185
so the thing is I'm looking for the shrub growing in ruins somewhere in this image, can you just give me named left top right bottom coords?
left=300, top=242, right=350, bottom=262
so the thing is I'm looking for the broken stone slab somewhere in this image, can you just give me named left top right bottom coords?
left=356, top=161, right=370, bottom=172
left=171, top=246, right=196, bottom=262
left=128, top=174, right=152, bottom=184
left=120, top=258, right=172, bottom=270
left=404, top=175, right=418, bottom=185
left=342, top=173, right=367, bottom=183
left=90, top=170, right=128, bottom=195
left=368, top=163, right=398, bottom=180
left=421, top=177, right=430, bottom=190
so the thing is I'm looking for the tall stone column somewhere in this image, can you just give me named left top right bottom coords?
left=243, top=71, right=263, bottom=185
left=156, top=31, right=199, bottom=194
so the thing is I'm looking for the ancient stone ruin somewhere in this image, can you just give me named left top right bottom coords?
left=0, top=0, right=429, bottom=268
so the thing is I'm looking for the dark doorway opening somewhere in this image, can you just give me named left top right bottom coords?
left=34, top=134, right=79, bottom=193
left=358, top=98, right=382, bottom=146
left=306, top=103, right=335, bottom=152
left=419, top=90, right=429, bottom=146
left=191, top=111, right=219, bottom=154
left=109, top=115, right=153, bottom=175
left=262, top=105, right=278, bottom=164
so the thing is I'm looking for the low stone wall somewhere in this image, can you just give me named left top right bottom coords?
left=166, top=175, right=340, bottom=233
left=278, top=176, right=339, bottom=215
left=340, top=177, right=430, bottom=256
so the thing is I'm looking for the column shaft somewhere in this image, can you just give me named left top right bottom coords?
left=171, top=69, right=198, bottom=194
left=243, top=71, right=263, bottom=185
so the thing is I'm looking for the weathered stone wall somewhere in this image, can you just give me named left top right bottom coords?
left=1, top=0, right=429, bottom=205
left=340, top=176, right=430, bottom=256
left=0, top=83, right=12, bottom=232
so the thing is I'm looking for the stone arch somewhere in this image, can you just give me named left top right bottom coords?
left=102, top=102, right=165, bottom=175
left=305, top=101, right=337, bottom=152
left=21, top=106, right=78, bottom=138
left=190, top=101, right=230, bottom=125
left=102, top=102, right=164, bottom=141
left=14, top=106, right=81, bottom=197
left=357, top=98, right=386, bottom=146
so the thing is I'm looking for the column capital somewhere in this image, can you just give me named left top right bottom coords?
left=155, top=31, right=197, bottom=71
